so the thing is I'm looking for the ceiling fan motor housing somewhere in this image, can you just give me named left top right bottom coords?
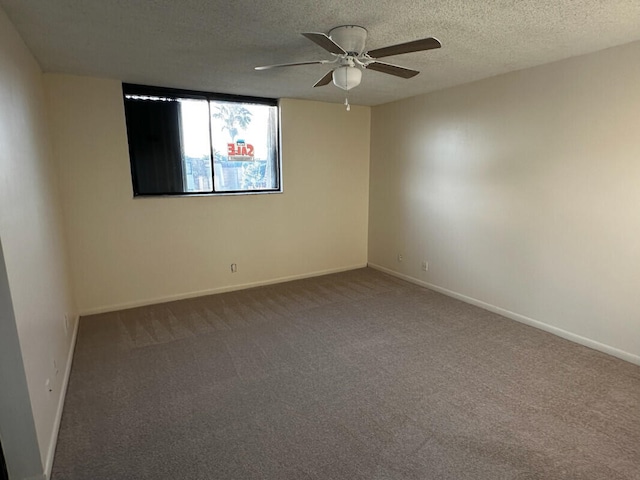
left=329, top=25, right=368, bottom=55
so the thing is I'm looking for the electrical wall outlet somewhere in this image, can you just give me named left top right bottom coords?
left=231, top=263, right=237, bottom=273
left=421, top=261, right=429, bottom=271
left=397, top=253, right=403, bottom=262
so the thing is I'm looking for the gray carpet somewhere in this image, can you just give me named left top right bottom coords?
left=52, top=268, right=640, bottom=479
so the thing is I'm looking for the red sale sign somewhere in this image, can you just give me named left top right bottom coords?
left=228, top=140, right=254, bottom=160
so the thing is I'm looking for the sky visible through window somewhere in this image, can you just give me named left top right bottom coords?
left=179, top=99, right=209, bottom=159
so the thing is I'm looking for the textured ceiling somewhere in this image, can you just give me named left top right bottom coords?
left=2, top=0, right=640, bottom=106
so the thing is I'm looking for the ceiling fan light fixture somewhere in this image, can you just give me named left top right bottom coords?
left=332, top=66, right=362, bottom=91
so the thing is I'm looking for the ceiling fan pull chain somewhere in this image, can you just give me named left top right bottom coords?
left=344, top=96, right=351, bottom=111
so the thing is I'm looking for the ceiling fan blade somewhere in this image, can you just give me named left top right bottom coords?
left=302, top=32, right=346, bottom=55
left=313, top=70, right=334, bottom=87
left=366, top=61, right=420, bottom=79
left=255, top=60, right=327, bottom=70
left=367, top=37, right=441, bottom=59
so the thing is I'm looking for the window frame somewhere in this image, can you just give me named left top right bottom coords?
left=122, top=83, right=282, bottom=197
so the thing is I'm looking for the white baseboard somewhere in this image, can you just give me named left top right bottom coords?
left=368, top=263, right=640, bottom=367
left=43, top=314, right=80, bottom=479
left=79, top=264, right=369, bottom=316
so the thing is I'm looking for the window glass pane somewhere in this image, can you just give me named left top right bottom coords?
left=179, top=99, right=213, bottom=193
left=210, top=101, right=279, bottom=192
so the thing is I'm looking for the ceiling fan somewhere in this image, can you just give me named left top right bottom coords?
left=255, top=25, right=441, bottom=108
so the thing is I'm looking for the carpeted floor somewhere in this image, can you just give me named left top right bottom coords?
left=52, top=268, right=640, bottom=479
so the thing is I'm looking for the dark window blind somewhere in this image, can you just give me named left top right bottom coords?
left=124, top=98, right=185, bottom=195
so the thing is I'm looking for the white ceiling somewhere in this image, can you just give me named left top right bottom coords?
left=2, top=0, right=640, bottom=106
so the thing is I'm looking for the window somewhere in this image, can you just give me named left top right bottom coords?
left=122, top=83, right=281, bottom=196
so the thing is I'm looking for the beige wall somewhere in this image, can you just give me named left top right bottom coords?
left=369, top=41, right=640, bottom=363
left=46, top=76, right=371, bottom=314
left=0, top=6, right=77, bottom=479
